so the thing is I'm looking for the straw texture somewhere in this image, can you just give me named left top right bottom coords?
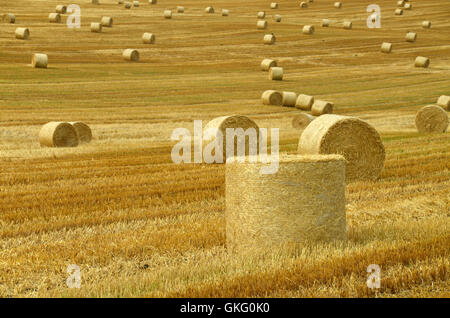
left=39, top=122, right=79, bottom=148
left=292, top=113, right=316, bottom=129
left=437, top=95, right=450, bottom=111
left=142, top=33, right=155, bottom=44
left=101, top=16, right=113, bottom=27
left=55, top=5, right=67, bottom=14
left=415, top=105, right=448, bottom=133
left=381, top=42, right=392, bottom=53
left=261, top=90, right=282, bottom=106
left=90, top=22, right=102, bottom=33
left=69, top=122, right=92, bottom=143
left=263, top=34, right=275, bottom=45
left=302, top=25, right=314, bottom=34
left=311, top=100, right=333, bottom=116
left=298, top=115, right=386, bottom=181
left=32, top=53, right=48, bottom=68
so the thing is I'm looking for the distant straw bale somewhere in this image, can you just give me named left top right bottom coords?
left=2, top=13, right=15, bottom=23
left=15, top=27, right=30, bottom=40
left=311, top=100, right=333, bottom=116
left=381, top=42, right=392, bottom=53
left=295, top=94, right=314, bottom=110
left=101, top=16, right=113, bottom=27
left=142, top=33, right=155, bottom=44
left=262, top=90, right=283, bottom=106
left=39, top=122, right=79, bottom=148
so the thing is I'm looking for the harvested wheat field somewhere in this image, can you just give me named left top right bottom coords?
left=0, top=0, right=449, bottom=298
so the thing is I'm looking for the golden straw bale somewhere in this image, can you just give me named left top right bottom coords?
left=414, top=56, right=429, bottom=68
left=39, top=122, right=79, bottom=148
left=257, top=11, right=265, bottom=19
left=334, top=2, right=342, bottom=8
left=300, top=2, right=308, bottom=8
left=257, top=20, right=268, bottom=30
left=282, top=92, right=297, bottom=107
left=295, top=94, right=314, bottom=110
left=302, top=25, right=314, bottom=34
left=261, top=59, right=277, bottom=71
left=261, top=90, right=283, bottom=106
left=15, top=27, right=30, bottom=40
left=133, top=1, right=140, bottom=7
left=3, top=13, right=15, bottom=23
left=322, top=19, right=330, bottom=27
left=177, top=6, right=184, bottom=13
left=268, top=67, right=283, bottom=80
left=395, top=8, right=403, bottom=15
left=311, top=100, right=333, bottom=115
left=142, top=33, right=155, bottom=44
left=406, top=32, right=417, bottom=42
left=263, top=33, right=275, bottom=45
left=205, top=7, right=214, bottom=13
left=32, top=53, right=48, bottom=68
left=292, top=113, right=316, bottom=129
left=69, top=122, right=92, bottom=143
left=415, top=105, right=448, bottom=133
left=270, top=3, right=278, bottom=9
left=422, top=21, right=431, bottom=28
left=274, top=14, right=281, bottom=22
left=164, top=10, right=172, bottom=18
left=222, top=9, right=229, bottom=16
left=90, top=22, right=102, bottom=33
left=343, top=21, right=352, bottom=29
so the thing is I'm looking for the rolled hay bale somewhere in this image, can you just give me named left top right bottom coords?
left=257, top=11, right=265, bottom=19
left=2, top=13, right=15, bottom=23
left=282, top=92, right=297, bottom=107
left=124, top=2, right=132, bottom=9
left=222, top=9, right=229, bottom=16
left=298, top=115, right=385, bottom=181
left=295, top=94, right=314, bottom=110
left=404, top=3, right=412, bottom=10
left=101, top=16, right=113, bottom=27
left=302, top=25, right=314, bottom=34
left=322, top=19, right=330, bottom=27
left=261, top=90, right=282, bottom=106
left=414, top=56, right=430, bottom=68
left=133, top=1, right=140, bottom=7
left=343, top=21, right=352, bottom=30
left=415, top=105, right=448, bottom=133
left=226, top=154, right=347, bottom=252
left=269, top=67, right=283, bottom=80
left=405, top=32, right=417, bottom=42
left=292, top=113, right=316, bottom=130
left=422, top=21, right=431, bottom=29
left=381, top=42, right=392, bottom=53
left=437, top=95, right=450, bottom=110
left=90, top=22, right=102, bottom=33
left=274, top=14, right=281, bottom=22
left=205, top=7, right=214, bottom=13
left=257, top=20, right=268, bottom=30
left=397, top=0, right=405, bottom=6
left=31, top=53, right=48, bottom=69
left=334, top=2, right=342, bottom=8
left=177, top=6, right=184, bottom=13
left=69, top=122, right=92, bottom=143
left=300, top=2, right=308, bottom=8
left=149, top=0, right=157, bottom=4
left=92, top=0, right=99, bottom=4
left=123, top=49, right=139, bottom=62
left=49, top=13, right=61, bottom=23
left=270, top=3, right=278, bottom=9
left=311, top=100, right=333, bottom=116
left=15, top=27, right=30, bottom=40
left=142, top=32, right=155, bottom=44
left=55, top=5, right=67, bottom=14
left=39, top=122, right=79, bottom=148
left=263, top=33, right=275, bottom=45
left=395, top=8, right=403, bottom=15
left=203, top=115, right=260, bottom=164
left=261, top=58, right=277, bottom=71
left=164, top=10, right=172, bottom=19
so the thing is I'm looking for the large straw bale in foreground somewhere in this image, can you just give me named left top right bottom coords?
left=261, top=90, right=282, bottom=106
left=414, top=56, right=429, bottom=68
left=69, top=122, right=92, bottom=143
left=415, top=105, right=448, bottom=133
left=298, top=115, right=385, bottom=181
left=292, top=113, right=315, bottom=129
left=437, top=95, right=450, bottom=110
left=39, top=122, right=79, bottom=148
left=226, top=154, right=347, bottom=252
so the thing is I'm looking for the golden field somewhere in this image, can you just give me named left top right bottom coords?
left=0, top=0, right=449, bottom=297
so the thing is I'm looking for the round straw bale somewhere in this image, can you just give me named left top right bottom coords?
left=269, top=67, right=283, bottom=80
left=311, top=100, right=333, bottom=116
left=15, top=27, right=30, bottom=40
left=295, top=94, right=314, bottom=110
left=101, top=16, right=113, bottom=27
left=177, top=6, right=184, bottom=13
left=282, top=92, right=297, bottom=107
left=49, top=13, right=61, bottom=23
left=395, top=8, right=403, bottom=15
left=123, top=49, right=139, bottom=61
left=32, top=53, right=48, bottom=68
left=261, top=59, right=277, bottom=71
left=261, top=90, right=282, bottom=106
left=381, top=42, right=392, bottom=53
left=292, top=113, right=316, bottom=130
left=300, top=2, right=308, bottom=8
left=124, top=2, right=132, bottom=8
left=226, top=154, right=347, bottom=252
left=302, top=25, right=314, bottom=34
left=263, top=33, right=275, bottom=45
left=69, top=122, right=92, bottom=143
left=437, top=95, right=450, bottom=110
left=415, top=105, right=448, bottom=133
left=205, top=7, right=214, bottom=13
left=149, top=0, right=157, bottom=4
left=3, top=13, right=15, bottom=23
left=405, top=32, right=417, bottom=42
left=39, top=122, right=79, bottom=148
left=142, top=32, right=155, bottom=44
left=274, top=14, right=281, bottom=22
left=222, top=9, right=229, bottom=16
left=343, top=21, right=352, bottom=29
left=422, top=21, right=431, bottom=29
left=164, top=10, right=172, bottom=19
left=257, top=20, right=268, bottom=30
left=133, top=1, right=140, bottom=7
left=404, top=3, right=412, bottom=10
left=270, top=3, right=278, bottom=9
left=322, top=19, right=330, bottom=27
left=298, top=115, right=385, bottom=181
left=90, top=22, right=102, bottom=33
left=203, top=115, right=259, bottom=164
left=257, top=11, right=265, bottom=19
left=55, top=5, right=67, bottom=14
left=397, top=0, right=405, bottom=6
left=334, top=2, right=342, bottom=8
left=414, top=56, right=429, bottom=68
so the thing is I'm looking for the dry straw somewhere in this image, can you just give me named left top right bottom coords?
left=406, top=32, right=417, bottom=42
left=298, top=114, right=386, bottom=181
left=124, top=2, right=132, bottom=9
left=263, top=33, right=275, bottom=45
left=222, top=9, right=229, bottom=16
left=381, top=42, right=392, bottom=53
left=261, top=59, right=277, bottom=71
left=225, top=154, right=347, bottom=252
left=300, top=2, right=308, bottom=8
left=257, top=11, right=265, bottom=19
left=177, top=6, right=184, bottom=13
left=437, top=95, right=450, bottom=110
left=295, top=94, right=314, bottom=110
left=205, top=7, right=214, bottom=13
left=133, top=1, right=140, bottom=7
left=3, top=13, right=15, bottom=23
left=322, top=19, right=330, bottom=27
left=101, top=16, right=113, bottom=27
left=311, top=100, right=333, bottom=115
left=55, top=5, right=67, bottom=14
left=343, top=21, right=352, bottom=30
left=123, top=49, right=139, bottom=61
left=415, top=105, right=448, bottom=133
left=164, top=10, right=172, bottom=19
left=32, top=53, right=48, bottom=69
left=282, top=92, right=297, bottom=107
left=15, top=27, right=29, bottom=40
left=274, top=14, right=281, bottom=22
left=261, top=90, right=283, bottom=106
left=270, top=3, right=278, bottom=9
left=203, top=115, right=259, bottom=164
left=269, top=67, right=283, bottom=80
left=414, top=56, right=429, bottom=68
left=334, top=2, right=342, bottom=8
left=142, top=33, right=155, bottom=44
left=257, top=20, right=268, bottom=30
left=39, top=122, right=79, bottom=148
left=292, top=113, right=316, bottom=129
left=302, top=25, right=314, bottom=34
left=90, top=22, right=102, bottom=33
left=395, top=8, right=403, bottom=15
left=49, top=13, right=61, bottom=23
left=70, top=122, right=92, bottom=143
left=422, top=21, right=431, bottom=29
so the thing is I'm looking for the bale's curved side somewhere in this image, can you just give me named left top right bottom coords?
left=39, top=122, right=79, bottom=148
left=415, top=105, right=448, bottom=133
left=123, top=49, right=139, bottom=61
left=69, top=122, right=92, bottom=143
left=15, top=27, right=30, bottom=40
left=3, top=13, right=15, bottom=23
left=142, top=33, right=155, bottom=44
left=263, top=34, right=275, bottom=44
left=269, top=67, right=283, bottom=80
